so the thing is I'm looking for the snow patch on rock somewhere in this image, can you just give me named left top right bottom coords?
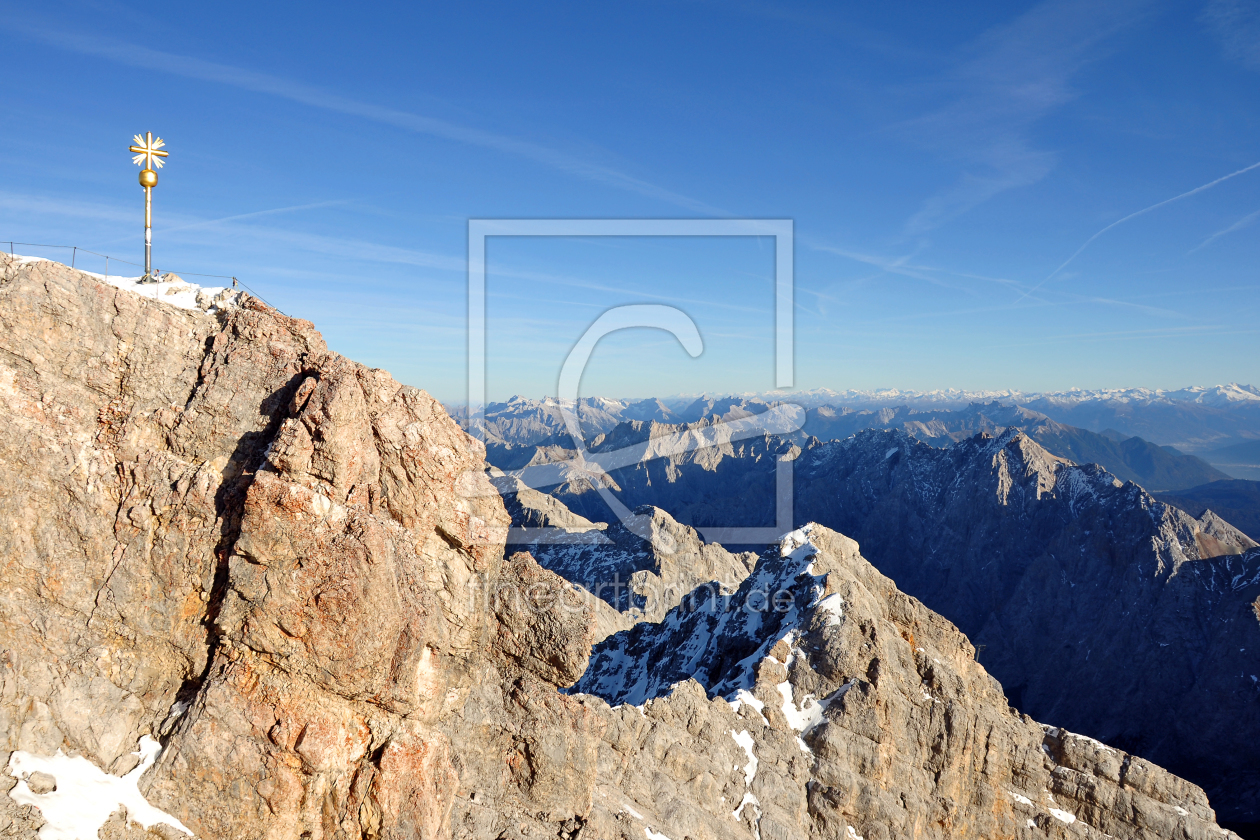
left=730, top=729, right=758, bottom=786
left=6, top=735, right=193, bottom=840
left=13, top=254, right=240, bottom=313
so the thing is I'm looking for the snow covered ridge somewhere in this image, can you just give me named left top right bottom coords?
left=7, top=735, right=193, bottom=839
left=698, top=384, right=1260, bottom=407
left=570, top=524, right=837, bottom=707
left=454, top=384, right=1260, bottom=414
left=8, top=253, right=240, bottom=313
left=573, top=519, right=1243, bottom=838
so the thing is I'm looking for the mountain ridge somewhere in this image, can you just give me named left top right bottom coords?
left=460, top=395, right=1246, bottom=486
left=493, top=418, right=1260, bottom=819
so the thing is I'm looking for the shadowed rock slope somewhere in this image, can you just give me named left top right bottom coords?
left=0, top=256, right=1241, bottom=840
left=801, top=402, right=1230, bottom=490
left=576, top=524, right=1239, bottom=840
left=796, top=429, right=1260, bottom=820
left=494, top=470, right=756, bottom=632
left=501, top=414, right=1260, bottom=820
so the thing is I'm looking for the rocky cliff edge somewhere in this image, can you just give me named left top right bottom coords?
left=0, top=257, right=1240, bottom=840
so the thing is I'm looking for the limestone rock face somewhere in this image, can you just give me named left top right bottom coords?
left=0, top=257, right=1242, bottom=840
left=795, top=429, right=1260, bottom=818
left=577, top=524, right=1239, bottom=840
left=503, top=497, right=757, bottom=629
left=0, top=257, right=586, bottom=840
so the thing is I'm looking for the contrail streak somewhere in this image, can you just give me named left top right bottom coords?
left=1018, top=159, right=1260, bottom=302
left=1189, top=207, right=1260, bottom=254
left=156, top=200, right=349, bottom=235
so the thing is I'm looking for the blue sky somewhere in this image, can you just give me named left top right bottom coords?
left=2, top=0, right=1258, bottom=402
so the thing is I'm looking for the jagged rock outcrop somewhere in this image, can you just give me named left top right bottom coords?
left=576, top=524, right=1239, bottom=839
left=503, top=497, right=756, bottom=630
left=795, top=429, right=1260, bottom=821
left=0, top=256, right=592, bottom=839
left=491, top=474, right=755, bottom=638
left=492, top=470, right=608, bottom=533
left=527, top=504, right=754, bottom=625
left=1157, top=479, right=1260, bottom=541
left=0, top=257, right=1243, bottom=840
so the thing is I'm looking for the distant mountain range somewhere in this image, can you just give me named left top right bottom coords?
left=709, top=383, right=1260, bottom=410
left=454, top=382, right=1260, bottom=426
left=794, top=402, right=1230, bottom=491
left=458, top=396, right=1234, bottom=493
left=451, top=384, right=1260, bottom=455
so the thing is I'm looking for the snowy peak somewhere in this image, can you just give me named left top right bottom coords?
left=571, top=523, right=846, bottom=706
left=1162, top=383, right=1260, bottom=406
left=572, top=524, right=1237, bottom=839
left=720, top=385, right=1260, bottom=409
left=5, top=253, right=241, bottom=314
left=619, top=397, right=678, bottom=423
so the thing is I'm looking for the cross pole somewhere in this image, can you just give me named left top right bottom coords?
left=128, top=132, right=169, bottom=280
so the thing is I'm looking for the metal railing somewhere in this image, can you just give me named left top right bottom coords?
left=4, top=240, right=276, bottom=310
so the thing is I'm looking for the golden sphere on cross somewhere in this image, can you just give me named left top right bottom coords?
left=138, top=168, right=158, bottom=188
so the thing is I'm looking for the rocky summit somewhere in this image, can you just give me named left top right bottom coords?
left=0, top=256, right=1243, bottom=840
left=578, top=524, right=1239, bottom=840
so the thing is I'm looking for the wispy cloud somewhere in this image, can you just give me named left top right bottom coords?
left=0, top=191, right=131, bottom=224
left=1200, top=0, right=1260, bottom=70
left=802, top=237, right=962, bottom=291
left=896, top=0, right=1153, bottom=234
left=1081, top=296, right=1195, bottom=320
left=800, top=232, right=1054, bottom=305
left=157, top=200, right=350, bottom=236
left=5, top=23, right=722, bottom=215
left=169, top=221, right=469, bottom=272
left=1020, top=158, right=1260, bottom=299
left=0, top=188, right=470, bottom=272
left=82, top=199, right=354, bottom=251
left=987, top=324, right=1250, bottom=349
left=1190, top=207, right=1260, bottom=253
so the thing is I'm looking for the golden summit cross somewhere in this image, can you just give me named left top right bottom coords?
left=128, top=132, right=169, bottom=279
